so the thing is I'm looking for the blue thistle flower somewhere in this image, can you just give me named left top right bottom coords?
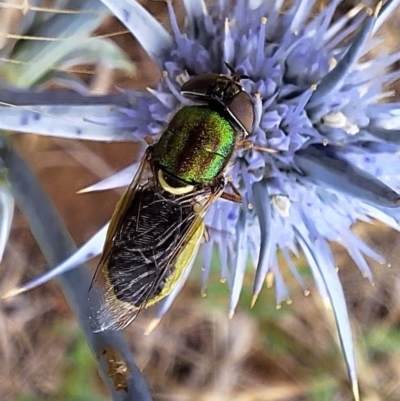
left=4, top=1, right=400, bottom=398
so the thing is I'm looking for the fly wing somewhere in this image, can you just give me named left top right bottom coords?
left=88, top=187, right=196, bottom=332
left=93, top=151, right=152, bottom=278
left=89, top=172, right=225, bottom=333
left=88, top=151, right=153, bottom=332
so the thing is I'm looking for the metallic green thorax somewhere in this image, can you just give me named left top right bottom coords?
left=153, top=106, right=236, bottom=184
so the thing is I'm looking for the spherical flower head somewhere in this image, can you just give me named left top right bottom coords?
left=6, top=1, right=400, bottom=398
left=115, top=0, right=400, bottom=395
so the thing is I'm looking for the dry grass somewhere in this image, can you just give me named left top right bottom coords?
left=1, top=1, right=400, bottom=401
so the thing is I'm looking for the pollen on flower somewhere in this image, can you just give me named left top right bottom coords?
left=266, top=272, right=274, bottom=288
left=322, top=111, right=360, bottom=134
left=328, top=58, right=338, bottom=71
left=250, top=294, right=258, bottom=309
left=272, top=195, right=290, bottom=217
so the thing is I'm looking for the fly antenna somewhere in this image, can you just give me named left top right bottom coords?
left=224, top=61, right=249, bottom=81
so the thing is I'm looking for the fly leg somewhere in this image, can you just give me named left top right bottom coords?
left=237, top=140, right=277, bottom=153
left=144, top=135, right=155, bottom=145
left=203, top=226, right=210, bottom=242
left=220, top=181, right=242, bottom=203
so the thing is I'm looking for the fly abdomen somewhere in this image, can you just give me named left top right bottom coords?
left=108, top=188, right=193, bottom=307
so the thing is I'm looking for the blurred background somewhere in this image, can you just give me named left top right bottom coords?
left=1, top=1, right=400, bottom=400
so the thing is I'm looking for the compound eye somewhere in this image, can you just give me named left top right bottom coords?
left=180, top=73, right=220, bottom=99
left=229, top=91, right=254, bottom=135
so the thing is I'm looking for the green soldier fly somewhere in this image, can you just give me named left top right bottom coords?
left=88, top=68, right=274, bottom=332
